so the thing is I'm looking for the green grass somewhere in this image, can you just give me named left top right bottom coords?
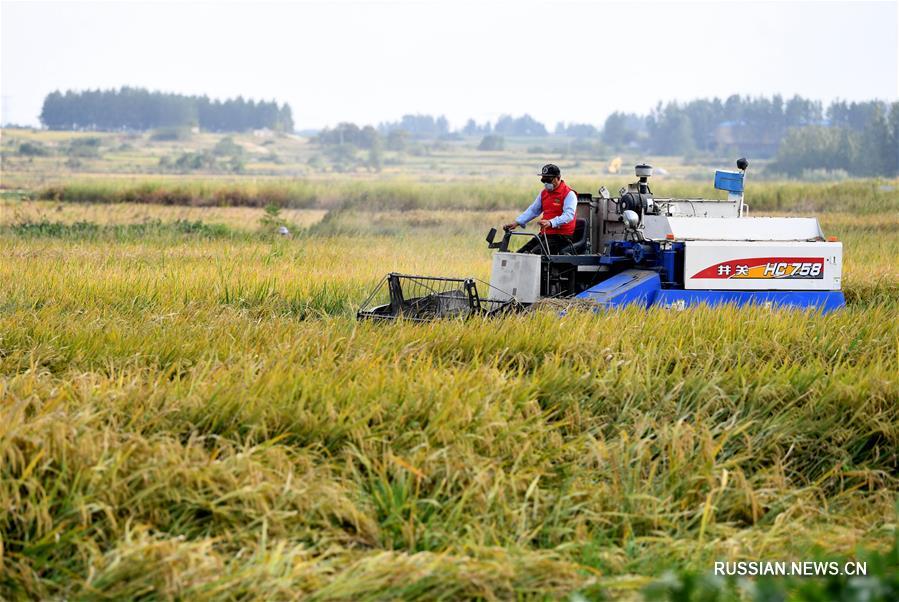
left=4, top=218, right=234, bottom=240
left=0, top=202, right=897, bottom=599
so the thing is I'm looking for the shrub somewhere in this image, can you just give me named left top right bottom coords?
left=478, top=135, right=505, bottom=151
left=18, top=141, right=50, bottom=156
left=174, top=151, right=215, bottom=171
left=67, top=137, right=102, bottom=158
left=212, top=136, right=243, bottom=157
left=149, top=127, right=192, bottom=141
left=227, top=156, right=245, bottom=174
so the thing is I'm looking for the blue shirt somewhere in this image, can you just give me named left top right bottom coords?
left=516, top=189, right=577, bottom=229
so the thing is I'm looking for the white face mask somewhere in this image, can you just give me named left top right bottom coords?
left=544, top=182, right=555, bottom=192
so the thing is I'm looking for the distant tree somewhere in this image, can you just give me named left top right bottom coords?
left=557, top=122, right=599, bottom=138
left=386, top=129, right=409, bottom=151
left=227, top=155, right=245, bottom=174
left=477, top=135, right=504, bottom=151
left=784, top=95, right=823, bottom=127
left=681, top=98, right=726, bottom=151
left=316, top=123, right=360, bottom=146
left=647, top=104, right=696, bottom=155
left=358, top=126, right=380, bottom=150
left=887, top=102, right=899, bottom=176
left=461, top=119, right=491, bottom=135
left=314, top=123, right=382, bottom=150
left=493, top=114, right=547, bottom=137
left=368, top=136, right=384, bottom=172
left=39, top=91, right=66, bottom=129
left=378, top=114, right=450, bottom=138
left=828, top=100, right=885, bottom=133
left=602, top=112, right=638, bottom=148
left=277, top=103, right=295, bottom=132
left=436, top=116, right=449, bottom=137
left=855, top=105, right=893, bottom=176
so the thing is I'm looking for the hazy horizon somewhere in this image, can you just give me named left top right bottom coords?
left=2, top=0, right=897, bottom=130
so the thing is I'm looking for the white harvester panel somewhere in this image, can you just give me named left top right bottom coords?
left=684, top=241, right=842, bottom=291
left=652, top=198, right=742, bottom=218
left=489, top=252, right=541, bottom=302
left=643, top=216, right=824, bottom=241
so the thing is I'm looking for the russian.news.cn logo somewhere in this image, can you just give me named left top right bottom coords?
left=714, top=560, right=867, bottom=577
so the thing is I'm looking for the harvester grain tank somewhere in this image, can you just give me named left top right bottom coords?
left=358, top=159, right=845, bottom=320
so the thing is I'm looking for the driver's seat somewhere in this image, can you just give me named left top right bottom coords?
left=558, top=218, right=588, bottom=255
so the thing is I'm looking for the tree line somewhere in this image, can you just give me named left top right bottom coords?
left=316, top=97, right=899, bottom=177
left=607, top=97, right=897, bottom=176
left=35, top=88, right=898, bottom=176
left=770, top=108, right=899, bottom=177
left=39, top=87, right=294, bottom=132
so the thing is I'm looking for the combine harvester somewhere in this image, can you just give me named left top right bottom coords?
left=358, top=159, right=845, bottom=320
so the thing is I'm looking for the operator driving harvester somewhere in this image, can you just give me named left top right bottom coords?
left=503, top=163, right=579, bottom=255
left=358, top=158, right=845, bottom=321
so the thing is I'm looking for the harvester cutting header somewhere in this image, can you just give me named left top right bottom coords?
left=359, top=159, right=845, bottom=320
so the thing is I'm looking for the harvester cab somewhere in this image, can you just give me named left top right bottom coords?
left=358, top=159, right=845, bottom=320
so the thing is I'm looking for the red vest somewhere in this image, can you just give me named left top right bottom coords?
left=541, top=180, right=576, bottom=235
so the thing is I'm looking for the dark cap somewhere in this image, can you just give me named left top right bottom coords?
left=539, top=164, right=561, bottom=178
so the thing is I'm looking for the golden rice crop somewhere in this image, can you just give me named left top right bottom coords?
left=0, top=203, right=897, bottom=600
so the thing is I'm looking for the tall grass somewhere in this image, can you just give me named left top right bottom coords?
left=35, top=176, right=899, bottom=214
left=1, top=208, right=897, bottom=599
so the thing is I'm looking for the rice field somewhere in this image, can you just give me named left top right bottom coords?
left=1, top=191, right=898, bottom=599
left=0, top=199, right=327, bottom=232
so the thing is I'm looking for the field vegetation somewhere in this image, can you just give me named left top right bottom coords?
left=1, top=129, right=897, bottom=599
left=31, top=176, right=899, bottom=214
left=0, top=125, right=834, bottom=185
left=1, top=192, right=897, bottom=599
left=2, top=127, right=895, bottom=217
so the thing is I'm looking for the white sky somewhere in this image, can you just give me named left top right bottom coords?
left=2, top=0, right=897, bottom=130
